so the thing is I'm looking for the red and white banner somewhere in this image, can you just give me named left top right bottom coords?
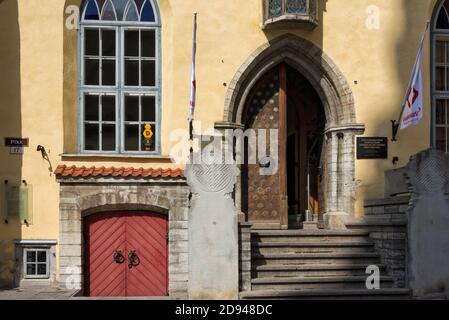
left=188, top=14, right=197, bottom=122
left=400, top=23, right=428, bottom=130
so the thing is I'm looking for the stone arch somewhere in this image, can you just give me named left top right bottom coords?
left=58, top=183, right=190, bottom=294
left=223, top=34, right=361, bottom=131
left=219, top=34, right=365, bottom=229
left=79, top=192, right=171, bottom=217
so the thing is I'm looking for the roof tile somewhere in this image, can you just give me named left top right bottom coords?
left=55, top=165, right=184, bottom=179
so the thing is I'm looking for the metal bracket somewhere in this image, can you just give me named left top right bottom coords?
left=391, top=120, right=400, bottom=142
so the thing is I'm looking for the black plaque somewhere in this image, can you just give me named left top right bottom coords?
left=357, top=137, right=388, bottom=159
left=5, top=137, right=29, bottom=147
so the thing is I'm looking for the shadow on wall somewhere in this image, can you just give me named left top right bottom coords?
left=0, top=0, right=23, bottom=289
left=63, top=0, right=82, bottom=154
left=366, top=0, right=431, bottom=200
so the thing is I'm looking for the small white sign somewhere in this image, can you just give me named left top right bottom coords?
left=10, top=146, right=24, bottom=155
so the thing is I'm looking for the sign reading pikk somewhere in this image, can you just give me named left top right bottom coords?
left=5, top=137, right=29, bottom=147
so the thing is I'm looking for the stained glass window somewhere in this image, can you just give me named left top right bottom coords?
left=436, top=1, right=449, bottom=30
left=81, top=0, right=156, bottom=23
left=79, top=0, right=160, bottom=154
left=265, top=0, right=317, bottom=20
left=287, top=0, right=307, bottom=14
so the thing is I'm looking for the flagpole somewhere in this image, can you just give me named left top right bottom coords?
left=391, top=21, right=430, bottom=141
left=189, top=13, right=197, bottom=156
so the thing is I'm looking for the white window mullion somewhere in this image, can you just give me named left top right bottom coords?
left=119, top=26, right=124, bottom=153
left=99, top=93, right=103, bottom=151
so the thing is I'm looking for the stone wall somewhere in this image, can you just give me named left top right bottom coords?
left=369, top=231, right=407, bottom=288
left=348, top=196, right=409, bottom=288
left=406, top=149, right=449, bottom=299
left=57, top=179, right=190, bottom=299
left=239, top=223, right=252, bottom=292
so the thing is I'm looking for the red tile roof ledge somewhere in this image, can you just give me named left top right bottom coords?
left=55, top=165, right=184, bottom=179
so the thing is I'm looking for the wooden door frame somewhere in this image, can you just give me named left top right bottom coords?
left=278, top=63, right=289, bottom=229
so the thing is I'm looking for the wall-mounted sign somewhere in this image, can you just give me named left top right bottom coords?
left=10, top=146, right=24, bottom=155
left=5, top=137, right=29, bottom=147
left=5, top=138, right=28, bottom=156
left=357, top=137, right=388, bottom=159
left=142, top=124, right=154, bottom=151
left=2, top=184, right=33, bottom=224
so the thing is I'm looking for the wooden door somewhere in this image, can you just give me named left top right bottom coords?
left=84, top=212, right=168, bottom=297
left=243, top=64, right=288, bottom=229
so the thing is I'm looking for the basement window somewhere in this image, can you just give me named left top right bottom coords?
left=24, top=249, right=50, bottom=279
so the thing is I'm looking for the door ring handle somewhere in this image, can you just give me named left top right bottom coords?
left=113, top=250, right=125, bottom=264
left=128, top=250, right=140, bottom=269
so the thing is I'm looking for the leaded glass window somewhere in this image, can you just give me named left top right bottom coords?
left=268, top=0, right=282, bottom=18
left=79, top=0, right=160, bottom=154
left=287, top=0, right=307, bottom=14
left=265, top=0, right=316, bottom=19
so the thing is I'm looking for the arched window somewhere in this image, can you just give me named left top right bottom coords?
left=79, top=0, right=160, bottom=154
left=433, top=0, right=449, bottom=152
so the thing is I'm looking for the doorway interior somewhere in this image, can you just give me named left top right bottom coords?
left=243, top=63, right=326, bottom=229
left=286, top=66, right=325, bottom=227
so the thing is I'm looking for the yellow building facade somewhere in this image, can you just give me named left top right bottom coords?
left=0, top=0, right=446, bottom=298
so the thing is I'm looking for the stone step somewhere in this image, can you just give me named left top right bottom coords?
left=251, top=276, right=395, bottom=291
left=252, top=230, right=370, bottom=236
left=252, top=230, right=371, bottom=243
left=252, top=241, right=376, bottom=254
left=240, top=288, right=411, bottom=300
left=252, top=264, right=388, bottom=278
left=252, top=252, right=382, bottom=266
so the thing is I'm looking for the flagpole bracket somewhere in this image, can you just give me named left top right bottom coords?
left=391, top=120, right=400, bottom=142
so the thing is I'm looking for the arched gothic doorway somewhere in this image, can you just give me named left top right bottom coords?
left=217, top=34, right=365, bottom=230
left=242, top=63, right=325, bottom=229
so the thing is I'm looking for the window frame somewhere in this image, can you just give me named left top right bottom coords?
left=78, top=0, right=162, bottom=155
left=432, top=1, right=449, bottom=151
left=23, top=248, right=50, bottom=280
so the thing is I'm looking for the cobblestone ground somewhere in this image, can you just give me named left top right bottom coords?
left=0, top=288, right=174, bottom=300
left=0, top=287, right=76, bottom=300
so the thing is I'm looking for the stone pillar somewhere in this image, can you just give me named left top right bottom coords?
left=339, top=131, right=356, bottom=216
left=324, top=131, right=348, bottom=229
left=185, top=163, right=240, bottom=300
left=406, top=148, right=449, bottom=299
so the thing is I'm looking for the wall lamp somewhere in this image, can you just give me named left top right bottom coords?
left=37, top=145, right=53, bottom=174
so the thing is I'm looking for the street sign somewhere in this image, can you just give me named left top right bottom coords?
left=5, top=137, right=29, bottom=147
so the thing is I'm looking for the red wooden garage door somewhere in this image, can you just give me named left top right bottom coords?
left=84, top=211, right=168, bottom=297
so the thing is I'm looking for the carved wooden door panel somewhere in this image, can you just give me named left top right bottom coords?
left=243, top=65, right=288, bottom=229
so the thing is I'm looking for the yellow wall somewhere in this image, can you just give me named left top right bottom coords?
left=0, top=0, right=441, bottom=286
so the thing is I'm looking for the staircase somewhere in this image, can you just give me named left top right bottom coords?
left=240, top=229, right=410, bottom=300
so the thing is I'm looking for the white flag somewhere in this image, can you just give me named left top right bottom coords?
left=188, top=14, right=197, bottom=122
left=400, top=24, right=428, bottom=130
